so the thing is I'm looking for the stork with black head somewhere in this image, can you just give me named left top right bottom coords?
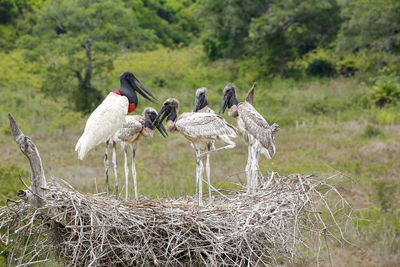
left=75, top=71, right=158, bottom=199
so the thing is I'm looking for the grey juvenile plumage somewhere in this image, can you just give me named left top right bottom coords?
left=192, top=87, right=215, bottom=201
left=157, top=98, right=238, bottom=205
left=105, top=107, right=167, bottom=200
left=220, top=82, right=279, bottom=194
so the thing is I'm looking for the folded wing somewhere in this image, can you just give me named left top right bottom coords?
left=75, top=93, right=129, bottom=160
left=176, top=112, right=238, bottom=139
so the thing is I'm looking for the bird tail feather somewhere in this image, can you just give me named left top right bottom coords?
left=75, top=134, right=89, bottom=160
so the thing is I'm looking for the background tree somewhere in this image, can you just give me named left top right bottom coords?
left=198, top=0, right=269, bottom=60
left=337, top=0, right=400, bottom=53
left=198, top=0, right=341, bottom=76
left=23, top=0, right=157, bottom=113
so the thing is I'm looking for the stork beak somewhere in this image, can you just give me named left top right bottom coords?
left=219, top=92, right=230, bottom=115
left=153, top=105, right=167, bottom=127
left=130, top=76, right=159, bottom=103
left=154, top=116, right=168, bottom=137
left=156, top=122, right=168, bottom=137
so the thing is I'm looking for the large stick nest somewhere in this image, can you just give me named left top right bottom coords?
left=0, top=173, right=351, bottom=266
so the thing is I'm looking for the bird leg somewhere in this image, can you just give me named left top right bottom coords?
left=206, top=144, right=212, bottom=202
left=199, top=156, right=204, bottom=205
left=195, top=149, right=203, bottom=205
left=132, top=148, right=138, bottom=201
left=124, top=145, right=129, bottom=201
left=252, top=144, right=261, bottom=192
left=104, top=140, right=110, bottom=196
left=112, top=141, right=119, bottom=199
left=194, top=148, right=199, bottom=197
left=245, top=144, right=253, bottom=194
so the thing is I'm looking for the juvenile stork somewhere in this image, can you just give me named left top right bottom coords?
left=192, top=87, right=215, bottom=200
left=219, top=83, right=279, bottom=194
left=156, top=98, right=238, bottom=205
left=75, top=71, right=158, bottom=198
left=110, top=108, right=167, bottom=200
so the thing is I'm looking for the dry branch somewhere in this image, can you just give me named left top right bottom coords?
left=0, top=115, right=353, bottom=266
left=8, top=114, right=46, bottom=207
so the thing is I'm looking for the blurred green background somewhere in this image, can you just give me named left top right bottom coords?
left=0, top=0, right=399, bottom=265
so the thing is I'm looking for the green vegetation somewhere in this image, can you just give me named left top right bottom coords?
left=0, top=0, right=399, bottom=265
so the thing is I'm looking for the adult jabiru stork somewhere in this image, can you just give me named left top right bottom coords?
left=155, top=98, right=238, bottom=205
left=75, top=71, right=158, bottom=198
left=219, top=83, right=279, bottom=194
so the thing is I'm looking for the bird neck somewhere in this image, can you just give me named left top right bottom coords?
left=228, top=94, right=239, bottom=109
left=119, top=80, right=138, bottom=106
left=144, top=117, right=155, bottom=130
left=198, top=99, right=208, bottom=111
left=166, top=112, right=177, bottom=123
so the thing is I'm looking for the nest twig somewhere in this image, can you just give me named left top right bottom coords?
left=0, top=172, right=352, bottom=266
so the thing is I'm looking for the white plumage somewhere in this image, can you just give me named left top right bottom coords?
left=75, top=71, right=158, bottom=199
left=75, top=92, right=128, bottom=160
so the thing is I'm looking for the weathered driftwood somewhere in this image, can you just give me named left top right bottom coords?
left=0, top=115, right=353, bottom=266
left=8, top=114, right=46, bottom=207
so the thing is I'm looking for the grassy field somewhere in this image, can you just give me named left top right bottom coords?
left=1, top=46, right=399, bottom=266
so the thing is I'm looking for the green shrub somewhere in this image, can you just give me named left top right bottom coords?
left=376, top=108, right=400, bottom=125
left=305, top=98, right=345, bottom=115
left=0, top=165, right=28, bottom=204
left=363, top=124, right=384, bottom=138
left=357, top=205, right=400, bottom=254
left=374, top=180, right=398, bottom=211
left=305, top=100, right=330, bottom=114
left=371, top=81, right=400, bottom=107
left=336, top=59, right=358, bottom=77
left=306, top=59, right=336, bottom=77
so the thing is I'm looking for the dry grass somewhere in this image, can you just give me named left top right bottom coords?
left=0, top=172, right=352, bottom=266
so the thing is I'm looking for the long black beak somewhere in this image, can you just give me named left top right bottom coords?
left=130, top=76, right=158, bottom=103
left=152, top=105, right=167, bottom=127
left=155, top=118, right=168, bottom=137
left=219, top=93, right=230, bottom=115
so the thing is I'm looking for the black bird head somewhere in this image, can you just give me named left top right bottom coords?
left=143, top=107, right=168, bottom=137
left=219, top=83, right=238, bottom=115
left=120, top=71, right=158, bottom=104
left=153, top=98, right=179, bottom=128
left=193, top=87, right=208, bottom=112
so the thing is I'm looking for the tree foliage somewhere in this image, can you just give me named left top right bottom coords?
left=31, top=0, right=161, bottom=113
left=199, top=0, right=342, bottom=75
left=1, top=0, right=399, bottom=112
left=337, top=0, right=400, bottom=53
left=18, top=0, right=198, bottom=113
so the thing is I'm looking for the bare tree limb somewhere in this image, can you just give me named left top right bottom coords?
left=8, top=114, right=46, bottom=207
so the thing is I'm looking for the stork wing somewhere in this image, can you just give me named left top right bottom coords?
left=238, top=102, right=276, bottom=151
left=75, top=93, right=128, bottom=160
left=176, top=112, right=238, bottom=139
left=112, top=115, right=144, bottom=143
